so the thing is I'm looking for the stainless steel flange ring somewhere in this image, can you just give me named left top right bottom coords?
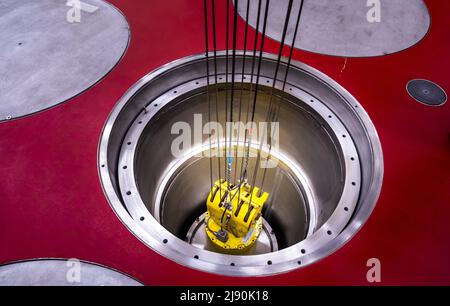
left=98, top=51, right=383, bottom=276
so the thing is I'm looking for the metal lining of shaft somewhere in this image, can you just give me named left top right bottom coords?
left=119, top=71, right=359, bottom=271
left=98, top=52, right=383, bottom=276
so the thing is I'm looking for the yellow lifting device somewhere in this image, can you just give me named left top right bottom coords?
left=205, top=179, right=269, bottom=252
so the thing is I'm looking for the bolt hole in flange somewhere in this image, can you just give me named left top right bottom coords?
left=98, top=52, right=383, bottom=276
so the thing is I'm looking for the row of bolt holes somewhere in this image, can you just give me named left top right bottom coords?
left=121, top=167, right=355, bottom=267
left=119, top=147, right=354, bottom=265
left=199, top=78, right=360, bottom=110
left=103, top=88, right=357, bottom=268
left=105, top=179, right=354, bottom=265
left=98, top=103, right=159, bottom=166
left=103, top=155, right=355, bottom=264
left=101, top=81, right=358, bottom=266
left=124, top=182, right=352, bottom=268
left=197, top=77, right=359, bottom=109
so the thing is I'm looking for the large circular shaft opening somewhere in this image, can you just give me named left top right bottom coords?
left=133, top=83, right=347, bottom=252
left=99, top=52, right=383, bottom=276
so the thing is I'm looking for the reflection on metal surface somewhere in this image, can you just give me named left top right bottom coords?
left=407, top=79, right=447, bottom=106
left=98, top=52, right=383, bottom=276
left=236, top=0, right=430, bottom=57
left=0, top=0, right=130, bottom=122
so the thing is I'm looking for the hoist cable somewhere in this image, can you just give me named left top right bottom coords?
left=233, top=0, right=250, bottom=185
left=203, top=0, right=213, bottom=192
left=248, top=0, right=293, bottom=206
left=237, top=0, right=263, bottom=189
left=227, top=0, right=239, bottom=191
left=260, top=0, right=306, bottom=193
left=211, top=0, right=223, bottom=201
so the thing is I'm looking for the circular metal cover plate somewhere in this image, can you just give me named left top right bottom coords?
left=236, top=0, right=430, bottom=57
left=0, top=259, right=142, bottom=286
left=407, top=79, right=447, bottom=106
left=0, top=0, right=130, bottom=122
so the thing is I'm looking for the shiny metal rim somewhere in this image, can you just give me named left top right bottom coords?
left=117, top=73, right=361, bottom=264
left=98, top=51, right=383, bottom=276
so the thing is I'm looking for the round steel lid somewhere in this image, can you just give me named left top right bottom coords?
left=0, top=259, right=142, bottom=286
left=0, top=0, right=130, bottom=122
left=236, top=0, right=430, bottom=57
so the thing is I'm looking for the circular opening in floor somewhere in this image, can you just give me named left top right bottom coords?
left=99, top=52, right=383, bottom=276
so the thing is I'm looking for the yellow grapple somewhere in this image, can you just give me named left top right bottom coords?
left=205, top=179, right=269, bottom=251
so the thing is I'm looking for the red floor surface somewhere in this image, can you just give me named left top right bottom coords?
left=0, top=0, right=449, bottom=285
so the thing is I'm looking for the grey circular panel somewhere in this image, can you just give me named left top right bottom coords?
left=0, top=0, right=130, bottom=122
left=236, top=0, right=430, bottom=57
left=0, top=259, right=142, bottom=286
left=407, top=79, right=447, bottom=106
